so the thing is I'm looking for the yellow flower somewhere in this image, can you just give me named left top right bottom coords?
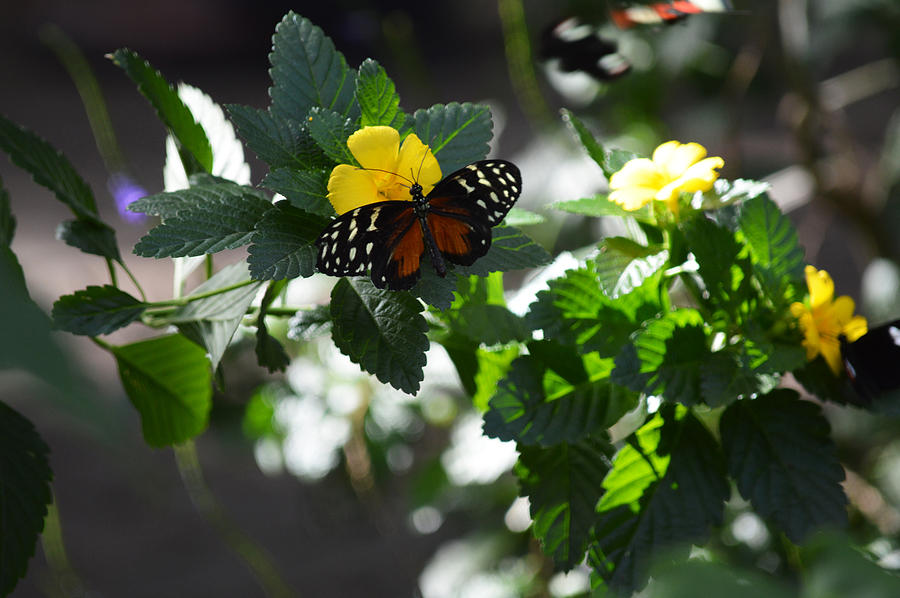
left=327, top=126, right=442, bottom=215
left=790, top=265, right=868, bottom=375
left=608, top=141, right=724, bottom=215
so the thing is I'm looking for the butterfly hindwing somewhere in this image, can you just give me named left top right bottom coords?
left=428, top=160, right=522, bottom=226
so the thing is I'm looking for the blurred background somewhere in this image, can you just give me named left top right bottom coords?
left=1, top=1, right=899, bottom=596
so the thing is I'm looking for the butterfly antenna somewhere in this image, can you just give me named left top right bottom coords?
left=356, top=166, right=415, bottom=187
left=413, top=147, right=429, bottom=183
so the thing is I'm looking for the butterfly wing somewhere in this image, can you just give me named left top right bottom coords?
left=315, top=200, right=428, bottom=291
left=423, top=160, right=522, bottom=266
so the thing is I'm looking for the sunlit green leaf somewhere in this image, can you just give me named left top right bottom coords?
left=720, top=389, right=848, bottom=542
left=357, top=58, right=408, bottom=130
left=516, top=435, right=614, bottom=570
left=112, top=334, right=212, bottom=447
left=561, top=109, right=639, bottom=180
left=594, top=237, right=667, bottom=299
left=738, top=194, right=805, bottom=305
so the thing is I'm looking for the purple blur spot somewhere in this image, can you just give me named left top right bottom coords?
left=108, top=174, right=148, bottom=224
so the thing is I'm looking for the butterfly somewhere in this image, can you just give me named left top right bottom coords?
left=540, top=17, right=631, bottom=82
left=315, top=160, right=522, bottom=291
left=609, top=0, right=732, bottom=29
left=842, top=319, right=900, bottom=403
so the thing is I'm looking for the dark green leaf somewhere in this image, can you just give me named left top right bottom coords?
left=112, top=334, right=212, bottom=447
left=738, top=194, right=805, bottom=305
left=590, top=406, right=729, bottom=593
left=129, top=178, right=269, bottom=218
left=484, top=346, right=637, bottom=446
left=0, top=175, right=15, bottom=246
left=356, top=58, right=408, bottom=130
left=802, top=533, right=900, bottom=598
left=55, top=219, right=121, bottom=261
left=330, top=278, right=429, bottom=394
left=699, top=351, right=769, bottom=407
left=0, top=402, right=53, bottom=597
left=227, top=105, right=331, bottom=170
left=792, top=356, right=858, bottom=405
left=256, top=281, right=291, bottom=373
left=611, top=309, right=709, bottom=405
left=268, top=11, right=358, bottom=121
left=413, top=102, right=493, bottom=175
left=307, top=107, right=356, bottom=164
left=680, top=215, right=742, bottom=305
left=460, top=226, right=550, bottom=277
left=451, top=304, right=529, bottom=345
left=248, top=201, right=330, bottom=280
left=52, top=285, right=144, bottom=336
left=133, top=190, right=272, bottom=258
left=0, top=113, right=99, bottom=220
left=516, top=436, right=614, bottom=570
left=109, top=49, right=213, bottom=173
left=262, top=167, right=333, bottom=217
left=561, top=109, right=639, bottom=180
left=409, top=266, right=459, bottom=310
left=527, top=260, right=660, bottom=357
left=720, top=389, right=848, bottom=542
left=646, top=559, right=793, bottom=598
left=595, top=237, right=667, bottom=299
left=287, top=305, right=332, bottom=341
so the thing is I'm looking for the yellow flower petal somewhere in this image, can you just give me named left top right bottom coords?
left=805, top=265, right=834, bottom=309
left=347, top=126, right=400, bottom=172
left=820, top=340, right=843, bottom=375
left=674, top=157, right=725, bottom=192
left=609, top=158, right=662, bottom=189
left=831, top=296, right=857, bottom=326
left=843, top=315, right=868, bottom=343
left=396, top=133, right=442, bottom=196
left=610, top=186, right=657, bottom=211
left=327, top=164, right=378, bottom=215
left=655, top=141, right=708, bottom=179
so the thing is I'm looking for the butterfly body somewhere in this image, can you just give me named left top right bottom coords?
left=316, top=160, right=522, bottom=291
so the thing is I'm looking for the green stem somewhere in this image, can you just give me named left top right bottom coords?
left=173, top=441, right=296, bottom=598
left=105, top=258, right=119, bottom=288
left=205, top=255, right=214, bottom=280
left=120, top=261, right=146, bottom=301
left=40, top=494, right=87, bottom=597
left=497, top=0, right=554, bottom=129
left=146, top=279, right=258, bottom=309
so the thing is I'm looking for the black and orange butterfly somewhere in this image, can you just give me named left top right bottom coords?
left=315, top=160, right=522, bottom=291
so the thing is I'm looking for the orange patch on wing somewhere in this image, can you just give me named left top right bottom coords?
left=390, top=225, right=424, bottom=278
left=428, top=214, right=472, bottom=256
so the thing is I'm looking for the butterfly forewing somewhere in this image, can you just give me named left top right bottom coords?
left=428, top=160, right=522, bottom=226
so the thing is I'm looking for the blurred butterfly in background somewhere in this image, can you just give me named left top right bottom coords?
left=540, top=17, right=631, bottom=82
left=315, top=160, right=522, bottom=291
left=842, top=319, right=900, bottom=404
left=608, top=0, right=733, bottom=29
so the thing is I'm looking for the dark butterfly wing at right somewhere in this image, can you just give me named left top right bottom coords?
left=842, top=319, right=900, bottom=403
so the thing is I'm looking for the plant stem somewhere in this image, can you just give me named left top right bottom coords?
left=172, top=441, right=296, bottom=598
left=146, top=279, right=258, bottom=309
left=105, top=258, right=118, bottom=288
left=40, top=495, right=87, bottom=597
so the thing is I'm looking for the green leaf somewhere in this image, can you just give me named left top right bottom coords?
left=516, top=435, right=614, bottom=570
left=330, top=278, right=429, bottom=394
left=611, top=309, right=709, bottom=405
left=133, top=189, right=273, bottom=258
left=646, top=559, right=793, bottom=598
left=720, top=389, right=848, bottom=542
left=594, top=237, right=668, bottom=299
left=109, top=49, right=213, bottom=173
left=460, top=225, right=551, bottom=276
left=0, top=174, right=16, bottom=246
left=287, top=305, right=332, bottom=341
left=504, top=207, right=545, bottom=227
left=561, top=109, right=639, bottom=180
left=590, top=406, right=729, bottom=593
left=306, top=107, right=357, bottom=164
left=0, top=113, right=99, bottom=220
left=357, top=58, right=408, bottom=130
left=737, top=194, right=805, bottom=304
left=450, top=304, right=529, bottom=345
left=413, top=102, right=493, bottom=174
left=256, top=281, right=291, bottom=373
left=0, top=402, right=53, bottom=597
left=484, top=343, right=638, bottom=446
left=699, top=351, right=769, bottom=407
left=227, top=105, right=331, bottom=170
left=551, top=195, right=652, bottom=223
left=248, top=201, right=330, bottom=280
left=130, top=176, right=270, bottom=218
left=52, top=285, right=145, bottom=336
left=262, top=167, right=333, bottom=217
left=527, top=260, right=660, bottom=357
left=802, top=533, right=900, bottom=598
left=680, top=215, right=742, bottom=306
left=473, top=345, right=519, bottom=412
left=268, top=11, right=358, bottom=120
left=55, top=219, right=121, bottom=261
left=112, top=334, right=213, bottom=447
